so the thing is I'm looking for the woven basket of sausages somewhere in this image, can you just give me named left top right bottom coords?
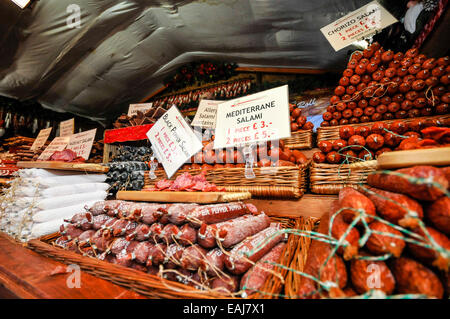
left=296, top=165, right=450, bottom=299
left=144, top=164, right=310, bottom=199
left=26, top=201, right=317, bottom=299
left=317, top=114, right=450, bottom=142
left=309, top=161, right=377, bottom=195
left=282, top=130, right=313, bottom=150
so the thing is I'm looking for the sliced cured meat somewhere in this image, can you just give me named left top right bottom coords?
left=156, top=179, right=173, bottom=190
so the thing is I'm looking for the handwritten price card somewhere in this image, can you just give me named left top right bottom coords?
left=214, top=85, right=291, bottom=149
left=30, top=127, right=52, bottom=151
left=66, top=129, right=97, bottom=160
left=320, top=1, right=397, bottom=51
left=128, top=103, right=153, bottom=117
left=59, top=118, right=75, bottom=137
left=191, top=100, right=221, bottom=128
left=37, top=136, right=70, bottom=161
left=147, top=105, right=203, bottom=178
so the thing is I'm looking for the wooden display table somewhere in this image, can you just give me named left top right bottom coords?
left=0, top=233, right=146, bottom=299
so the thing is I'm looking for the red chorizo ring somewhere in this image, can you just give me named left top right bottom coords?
left=240, top=242, right=286, bottom=294
left=201, top=248, right=226, bottom=277
left=180, top=244, right=208, bottom=271
left=367, top=166, right=448, bottom=201
left=224, top=224, right=287, bottom=275
left=165, top=203, right=199, bottom=225
left=197, top=213, right=271, bottom=249
left=187, top=202, right=252, bottom=228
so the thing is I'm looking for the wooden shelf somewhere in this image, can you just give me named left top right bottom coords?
left=16, top=161, right=109, bottom=173
left=117, top=190, right=251, bottom=203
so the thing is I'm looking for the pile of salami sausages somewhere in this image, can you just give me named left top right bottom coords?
left=321, top=42, right=449, bottom=127
left=56, top=201, right=287, bottom=295
left=299, top=165, right=450, bottom=299
left=313, top=120, right=450, bottom=164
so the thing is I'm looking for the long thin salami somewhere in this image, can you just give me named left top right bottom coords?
left=224, top=224, right=286, bottom=275
left=197, top=213, right=271, bottom=249
left=240, top=242, right=286, bottom=293
left=187, top=202, right=252, bottom=227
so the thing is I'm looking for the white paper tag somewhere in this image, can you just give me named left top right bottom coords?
left=128, top=103, right=153, bottom=117
left=38, top=136, right=70, bottom=161
left=213, top=85, right=291, bottom=150
left=191, top=100, right=221, bottom=128
left=66, top=129, right=97, bottom=160
left=146, top=105, right=203, bottom=179
left=59, top=118, right=75, bottom=137
left=30, top=127, right=52, bottom=151
left=320, top=1, right=398, bottom=51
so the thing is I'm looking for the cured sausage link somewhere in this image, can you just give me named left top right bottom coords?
left=224, top=224, right=286, bottom=275
left=197, top=213, right=271, bottom=249
left=187, top=202, right=252, bottom=227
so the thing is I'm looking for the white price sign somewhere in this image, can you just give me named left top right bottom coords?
left=214, top=85, right=291, bottom=149
left=191, top=100, right=221, bottom=128
left=66, top=129, right=97, bottom=160
left=38, top=136, right=70, bottom=161
left=59, top=118, right=75, bottom=137
left=320, top=1, right=397, bottom=51
left=30, top=127, right=52, bottom=151
left=146, top=105, right=203, bottom=179
left=128, top=103, right=153, bottom=117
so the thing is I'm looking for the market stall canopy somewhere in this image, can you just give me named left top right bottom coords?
left=0, top=0, right=377, bottom=122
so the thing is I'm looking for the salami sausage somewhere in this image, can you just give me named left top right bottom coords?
left=133, top=241, right=154, bottom=264
left=197, top=213, right=271, bottom=249
left=367, top=166, right=448, bottom=201
left=350, top=255, right=395, bottom=295
left=77, top=229, right=96, bottom=247
left=92, top=214, right=114, bottom=230
left=338, top=187, right=376, bottom=224
left=90, top=229, right=114, bottom=253
left=408, top=226, right=450, bottom=271
left=330, top=208, right=360, bottom=260
left=365, top=221, right=406, bottom=257
left=361, top=186, right=423, bottom=228
left=297, top=212, right=348, bottom=299
left=187, top=202, right=251, bottom=227
left=425, top=197, right=450, bottom=235
left=164, top=244, right=185, bottom=269
left=176, top=223, right=197, bottom=246
left=180, top=244, right=208, bottom=271
left=148, top=222, right=164, bottom=243
left=109, top=237, right=130, bottom=255
left=210, top=275, right=240, bottom=294
left=146, top=243, right=167, bottom=266
left=141, top=204, right=169, bottom=224
left=240, top=242, right=286, bottom=294
left=89, top=200, right=123, bottom=215
left=67, top=212, right=93, bottom=230
left=160, top=223, right=180, bottom=244
left=166, top=203, right=199, bottom=225
left=224, top=224, right=287, bottom=275
left=201, top=248, right=226, bottom=276
left=59, top=223, right=84, bottom=239
left=390, top=257, right=443, bottom=298
left=133, top=223, right=152, bottom=241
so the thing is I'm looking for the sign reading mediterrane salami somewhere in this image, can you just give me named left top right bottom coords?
left=213, top=85, right=291, bottom=149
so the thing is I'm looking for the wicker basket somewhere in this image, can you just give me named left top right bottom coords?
left=309, top=160, right=377, bottom=194
left=317, top=114, right=450, bottom=142
left=145, top=163, right=310, bottom=199
left=26, top=215, right=316, bottom=299
left=282, top=130, right=313, bottom=149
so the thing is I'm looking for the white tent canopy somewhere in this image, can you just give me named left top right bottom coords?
left=0, top=0, right=372, bottom=121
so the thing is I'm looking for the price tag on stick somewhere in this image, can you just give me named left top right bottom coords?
left=59, top=118, right=75, bottom=137
left=191, top=100, right=221, bottom=128
left=214, top=85, right=291, bottom=150
left=38, top=136, right=70, bottom=161
left=146, top=105, right=203, bottom=179
left=30, top=127, right=52, bottom=151
left=128, top=103, right=153, bottom=117
left=66, top=129, right=97, bottom=160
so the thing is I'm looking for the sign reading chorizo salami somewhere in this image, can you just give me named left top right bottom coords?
left=59, top=118, right=75, bottom=137
left=30, top=127, right=52, bottom=151
left=320, top=1, right=397, bottom=51
left=38, top=136, right=70, bottom=161
left=128, top=103, right=153, bottom=117
left=66, top=129, right=97, bottom=160
left=191, top=100, right=221, bottom=128
left=213, top=85, right=291, bottom=149
left=146, top=105, right=203, bottom=178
